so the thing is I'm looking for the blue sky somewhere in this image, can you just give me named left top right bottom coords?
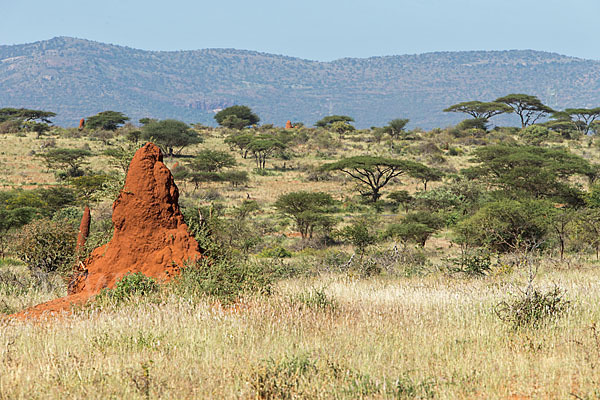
left=1, top=0, right=599, bottom=60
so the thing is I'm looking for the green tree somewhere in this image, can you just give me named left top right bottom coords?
left=329, top=120, right=355, bottom=139
left=86, top=111, right=130, bottom=131
left=554, top=108, right=600, bottom=135
left=383, top=118, right=410, bottom=141
left=274, top=191, right=335, bottom=239
left=315, top=115, right=354, bottom=128
left=388, top=190, right=413, bottom=212
left=214, top=106, right=260, bottom=129
left=463, top=145, right=592, bottom=205
left=385, top=211, right=444, bottom=247
left=248, top=136, right=285, bottom=169
left=495, top=94, right=554, bottom=128
left=38, top=148, right=92, bottom=178
left=141, top=119, right=202, bottom=156
left=456, top=199, right=552, bottom=252
left=69, top=174, right=113, bottom=205
left=444, top=101, right=512, bottom=122
left=225, top=132, right=254, bottom=158
left=190, top=149, right=236, bottom=172
left=321, top=156, right=426, bottom=202
left=337, top=218, right=377, bottom=259
left=410, top=164, right=444, bottom=191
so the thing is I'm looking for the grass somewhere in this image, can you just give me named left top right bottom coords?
left=3, top=128, right=600, bottom=397
left=2, top=260, right=600, bottom=398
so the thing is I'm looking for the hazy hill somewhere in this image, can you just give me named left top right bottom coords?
left=1, top=36, right=599, bottom=128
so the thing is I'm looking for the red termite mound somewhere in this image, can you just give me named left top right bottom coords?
left=13, top=143, right=202, bottom=319
left=76, top=205, right=91, bottom=252
left=285, top=120, right=293, bottom=129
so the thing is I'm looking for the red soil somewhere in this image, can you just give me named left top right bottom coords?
left=12, top=143, right=202, bottom=320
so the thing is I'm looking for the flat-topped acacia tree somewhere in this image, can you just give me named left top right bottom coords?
left=321, top=156, right=427, bottom=202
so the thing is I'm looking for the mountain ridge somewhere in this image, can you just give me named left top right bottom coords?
left=1, top=37, right=599, bottom=128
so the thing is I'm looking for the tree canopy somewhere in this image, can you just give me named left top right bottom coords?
left=463, top=145, right=592, bottom=205
left=275, top=191, right=335, bottom=239
left=321, top=156, right=426, bottom=202
left=444, top=101, right=512, bottom=121
left=495, top=94, right=554, bottom=128
left=214, top=106, right=260, bottom=129
left=141, top=119, right=202, bottom=155
left=315, top=115, right=354, bottom=128
left=86, top=111, right=130, bottom=131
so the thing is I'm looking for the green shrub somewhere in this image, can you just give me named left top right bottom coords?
left=259, top=246, right=293, bottom=258
left=495, top=286, right=570, bottom=329
left=174, top=258, right=272, bottom=304
left=447, top=250, right=492, bottom=277
left=95, top=272, right=159, bottom=304
left=12, top=218, right=77, bottom=276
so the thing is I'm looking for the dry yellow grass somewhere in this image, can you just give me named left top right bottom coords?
left=2, top=263, right=600, bottom=399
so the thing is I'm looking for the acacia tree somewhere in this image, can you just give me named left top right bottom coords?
left=383, top=118, right=410, bottom=141
left=248, top=136, right=285, bottom=169
left=315, top=115, right=354, bottom=128
left=444, top=101, right=512, bottom=122
left=86, top=111, right=129, bottom=131
left=495, top=94, right=554, bottom=128
left=214, top=106, right=260, bottom=129
left=38, top=148, right=92, bottom=178
left=463, top=145, right=592, bottom=205
left=141, top=119, right=202, bottom=156
left=275, top=191, right=335, bottom=239
left=321, top=156, right=426, bottom=202
left=329, top=120, right=355, bottom=139
left=410, top=164, right=444, bottom=191
left=553, top=108, right=600, bottom=135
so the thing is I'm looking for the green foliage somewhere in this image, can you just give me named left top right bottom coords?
left=388, top=190, right=413, bottom=211
left=68, top=174, right=113, bottom=204
left=189, top=149, right=236, bottom=172
left=95, top=272, right=159, bottom=304
left=314, top=115, right=354, bottom=128
left=38, top=148, right=92, bottom=179
left=464, top=145, right=591, bottom=205
left=214, top=105, right=260, bottom=129
left=248, top=135, right=286, bottom=169
left=520, top=125, right=551, bottom=145
left=495, top=93, right=554, bottom=128
left=495, top=287, right=570, bottom=329
left=385, top=211, right=444, bottom=247
left=259, top=246, right=293, bottom=258
left=141, top=119, right=202, bottom=155
left=12, top=218, right=77, bottom=275
left=322, top=156, right=427, bottom=202
left=383, top=118, right=410, bottom=140
left=444, top=101, right=512, bottom=120
left=275, top=191, right=335, bottom=239
left=337, top=218, right=377, bottom=255
left=86, top=111, right=129, bottom=131
left=447, top=250, right=492, bottom=276
left=456, top=199, right=552, bottom=252
left=174, top=257, right=272, bottom=304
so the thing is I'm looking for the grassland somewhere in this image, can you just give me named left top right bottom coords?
left=2, top=127, right=600, bottom=398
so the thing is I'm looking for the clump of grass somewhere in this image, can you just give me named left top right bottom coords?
left=249, top=353, right=436, bottom=399
left=495, top=286, right=570, bottom=329
left=290, top=287, right=337, bottom=311
left=173, top=257, right=272, bottom=304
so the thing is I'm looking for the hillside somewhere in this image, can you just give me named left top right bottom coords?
left=1, top=37, right=600, bottom=128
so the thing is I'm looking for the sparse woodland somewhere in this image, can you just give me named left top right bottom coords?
left=3, top=102, right=600, bottom=398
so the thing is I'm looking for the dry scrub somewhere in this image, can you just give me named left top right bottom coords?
left=2, top=263, right=600, bottom=399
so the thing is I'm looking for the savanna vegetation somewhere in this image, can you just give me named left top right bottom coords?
left=3, top=99, right=600, bottom=398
